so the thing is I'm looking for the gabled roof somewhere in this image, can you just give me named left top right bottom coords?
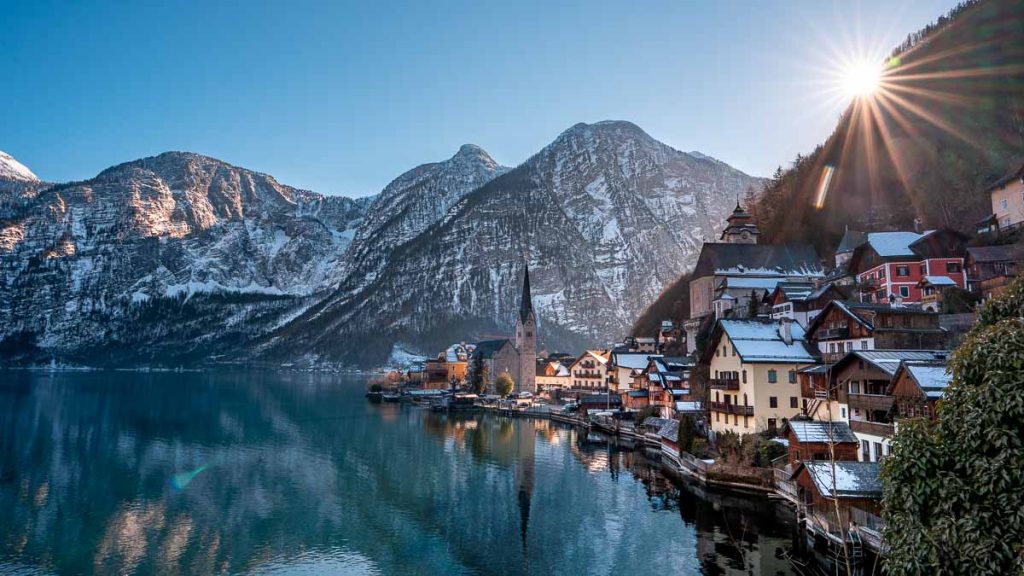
left=835, top=229, right=867, bottom=255
left=610, top=352, right=661, bottom=370
left=784, top=420, right=858, bottom=444
left=691, top=243, right=824, bottom=280
left=967, top=243, right=1024, bottom=263
left=657, top=419, right=679, bottom=441
left=893, top=361, right=952, bottom=399
left=711, top=319, right=818, bottom=364
left=864, top=231, right=928, bottom=258
left=643, top=416, right=674, bottom=429
left=473, top=339, right=513, bottom=359
left=832, top=349, right=950, bottom=377
left=798, top=461, right=882, bottom=499
left=983, top=159, right=1024, bottom=193
left=806, top=300, right=939, bottom=335
left=716, top=277, right=787, bottom=291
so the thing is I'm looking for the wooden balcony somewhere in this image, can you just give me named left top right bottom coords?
left=850, top=419, right=894, bottom=438
left=820, top=327, right=850, bottom=340
left=847, top=393, right=894, bottom=412
left=709, top=377, right=740, bottom=390
left=822, top=352, right=846, bottom=364
left=709, top=401, right=754, bottom=416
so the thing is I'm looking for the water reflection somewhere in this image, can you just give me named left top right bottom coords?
left=0, top=371, right=802, bottom=575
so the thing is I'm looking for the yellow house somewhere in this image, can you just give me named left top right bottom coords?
left=987, top=161, right=1024, bottom=232
left=704, top=318, right=817, bottom=436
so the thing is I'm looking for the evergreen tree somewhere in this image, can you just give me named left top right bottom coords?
left=881, top=276, right=1024, bottom=575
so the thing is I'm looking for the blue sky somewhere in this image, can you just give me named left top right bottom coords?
left=1, top=0, right=957, bottom=196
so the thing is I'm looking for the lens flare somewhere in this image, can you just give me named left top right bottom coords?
left=841, top=59, right=883, bottom=98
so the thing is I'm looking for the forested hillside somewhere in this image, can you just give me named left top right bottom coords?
left=634, top=0, right=1024, bottom=336
left=754, top=0, right=1024, bottom=254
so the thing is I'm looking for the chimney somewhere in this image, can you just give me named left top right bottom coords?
left=779, top=317, right=793, bottom=345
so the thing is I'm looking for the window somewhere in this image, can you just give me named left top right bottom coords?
left=862, top=440, right=871, bottom=461
left=899, top=286, right=910, bottom=298
left=873, top=442, right=883, bottom=462
left=732, top=346, right=737, bottom=357
left=946, top=262, right=961, bottom=273
left=714, top=391, right=719, bottom=402
left=841, top=407, right=847, bottom=419
left=788, top=370, right=796, bottom=383
left=733, top=414, right=738, bottom=425
left=790, top=396, right=798, bottom=408
left=742, top=370, right=747, bottom=383
left=716, top=412, right=720, bottom=422
left=896, top=265, right=909, bottom=277
left=1001, top=198, right=1009, bottom=210
left=879, top=267, right=886, bottom=278
left=526, top=332, right=532, bottom=337
left=769, top=396, right=778, bottom=408
left=920, top=264, right=927, bottom=275
left=861, top=340, right=868, bottom=350
left=716, top=348, right=720, bottom=357
left=767, top=417, right=776, bottom=432
left=768, top=369, right=777, bottom=383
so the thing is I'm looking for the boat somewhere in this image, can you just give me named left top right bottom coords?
left=365, top=391, right=384, bottom=402
left=382, top=394, right=401, bottom=403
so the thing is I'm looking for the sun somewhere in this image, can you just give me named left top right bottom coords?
left=841, top=59, right=883, bottom=98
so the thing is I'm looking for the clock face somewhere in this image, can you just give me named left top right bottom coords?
left=740, top=231, right=749, bottom=240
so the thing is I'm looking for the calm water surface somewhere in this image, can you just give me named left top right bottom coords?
left=0, top=371, right=803, bottom=575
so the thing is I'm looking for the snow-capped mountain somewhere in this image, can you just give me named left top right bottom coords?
left=0, top=150, right=38, bottom=183
left=0, top=152, right=367, bottom=362
left=337, top=143, right=508, bottom=288
left=262, top=121, right=761, bottom=366
left=0, top=122, right=761, bottom=367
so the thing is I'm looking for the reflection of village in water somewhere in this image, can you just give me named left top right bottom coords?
left=419, top=409, right=802, bottom=575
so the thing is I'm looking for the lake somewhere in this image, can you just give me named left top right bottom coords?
left=0, top=371, right=805, bottom=575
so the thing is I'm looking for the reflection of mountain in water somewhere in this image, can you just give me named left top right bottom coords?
left=0, top=372, right=802, bottom=575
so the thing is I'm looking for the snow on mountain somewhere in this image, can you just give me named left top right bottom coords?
left=263, top=121, right=762, bottom=366
left=0, top=152, right=367, bottom=362
left=0, top=123, right=761, bottom=367
left=0, top=150, right=38, bottom=182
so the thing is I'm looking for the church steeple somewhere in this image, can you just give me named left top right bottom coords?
left=720, top=201, right=759, bottom=244
left=519, top=264, right=534, bottom=323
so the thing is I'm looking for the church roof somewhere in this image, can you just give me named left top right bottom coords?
left=473, top=339, right=513, bottom=359
left=692, top=243, right=824, bottom=280
left=519, top=265, right=534, bottom=323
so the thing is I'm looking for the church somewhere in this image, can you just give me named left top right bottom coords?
left=472, top=265, right=537, bottom=394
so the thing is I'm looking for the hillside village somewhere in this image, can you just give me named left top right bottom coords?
left=376, top=165, right=1024, bottom=566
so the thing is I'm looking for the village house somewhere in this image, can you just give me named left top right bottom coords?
left=966, top=243, right=1024, bottom=301
left=827, top=349, right=949, bottom=462
left=684, top=203, right=825, bottom=352
left=767, top=281, right=844, bottom=327
left=535, top=358, right=571, bottom=390
left=608, top=351, right=660, bottom=392
left=806, top=300, right=947, bottom=364
left=704, top=318, right=817, bottom=437
left=569, top=350, right=611, bottom=391
left=658, top=320, right=681, bottom=351
left=782, top=419, right=860, bottom=468
left=791, top=460, right=883, bottom=546
left=982, top=160, right=1024, bottom=233
left=576, top=393, right=621, bottom=416
left=831, top=228, right=868, bottom=284
left=915, top=276, right=957, bottom=312
left=846, top=229, right=967, bottom=304
left=640, top=356, right=696, bottom=418
left=889, top=360, right=952, bottom=420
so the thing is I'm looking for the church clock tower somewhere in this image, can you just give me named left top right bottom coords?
left=514, top=265, right=537, bottom=394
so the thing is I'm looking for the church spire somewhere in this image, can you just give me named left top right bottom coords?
left=519, top=264, right=533, bottom=323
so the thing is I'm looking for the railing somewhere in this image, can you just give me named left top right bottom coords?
left=847, top=393, right=894, bottom=412
left=851, top=507, right=886, bottom=552
left=709, top=402, right=754, bottom=416
left=813, top=389, right=830, bottom=399
left=822, top=352, right=846, bottom=363
left=820, top=327, right=850, bottom=339
left=774, top=467, right=799, bottom=502
left=850, top=419, right=895, bottom=438
left=709, top=377, right=740, bottom=390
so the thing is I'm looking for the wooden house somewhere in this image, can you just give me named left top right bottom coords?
left=767, top=281, right=844, bottom=327
left=782, top=420, right=860, bottom=468
left=806, top=300, right=947, bottom=364
left=966, top=244, right=1024, bottom=301
left=792, top=461, right=882, bottom=538
left=890, top=360, right=952, bottom=420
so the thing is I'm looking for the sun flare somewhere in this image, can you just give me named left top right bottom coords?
left=841, top=59, right=883, bottom=98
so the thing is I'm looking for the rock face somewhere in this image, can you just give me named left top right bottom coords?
left=0, top=152, right=366, bottom=363
left=0, top=122, right=761, bottom=367
left=262, top=121, right=761, bottom=366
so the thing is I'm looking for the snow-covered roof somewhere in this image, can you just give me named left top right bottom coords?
left=719, top=319, right=817, bottom=364
left=675, top=401, right=702, bottom=412
left=717, top=277, right=786, bottom=291
left=801, top=461, right=882, bottom=499
left=643, top=416, right=673, bottom=429
left=902, top=362, right=952, bottom=398
left=865, top=231, right=928, bottom=258
left=658, top=419, right=679, bottom=440
left=692, top=243, right=824, bottom=280
left=611, top=352, right=660, bottom=370
left=840, top=350, right=949, bottom=376
left=787, top=420, right=858, bottom=444
left=921, top=275, right=956, bottom=287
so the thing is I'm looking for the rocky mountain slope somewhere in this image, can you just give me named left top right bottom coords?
left=1, top=123, right=760, bottom=367
left=0, top=152, right=367, bottom=363
left=264, top=121, right=761, bottom=366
